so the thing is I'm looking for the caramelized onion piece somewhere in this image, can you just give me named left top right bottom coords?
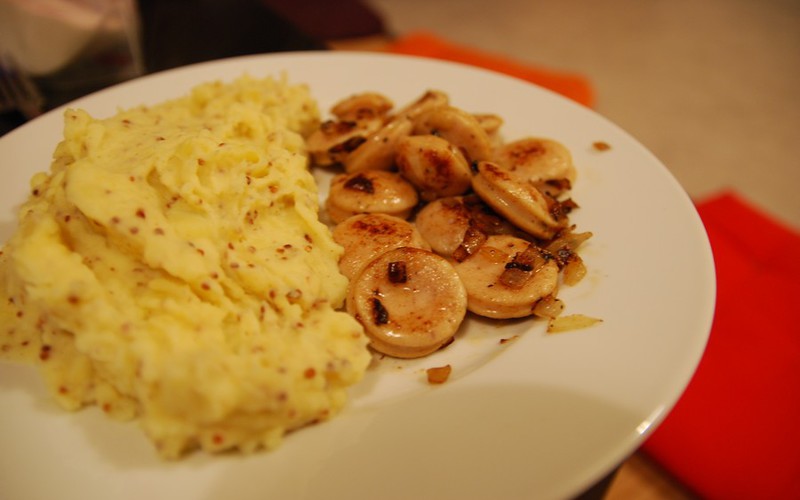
left=532, top=294, right=565, bottom=319
left=562, top=256, right=588, bottom=285
left=546, top=229, right=592, bottom=285
left=452, top=226, right=488, bottom=263
left=426, top=365, right=452, bottom=384
left=462, top=195, right=519, bottom=237
left=498, top=244, right=551, bottom=289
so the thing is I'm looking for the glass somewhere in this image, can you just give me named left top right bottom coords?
left=0, top=0, right=143, bottom=108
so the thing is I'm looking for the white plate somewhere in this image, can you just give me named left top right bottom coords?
left=0, top=52, right=715, bottom=500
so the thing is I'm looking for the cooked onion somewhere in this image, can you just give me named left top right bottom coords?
left=499, top=244, right=551, bottom=288
left=532, top=294, right=564, bottom=319
left=546, top=229, right=592, bottom=256
left=547, top=314, right=602, bottom=333
left=452, top=226, right=487, bottom=262
left=426, top=365, right=452, bottom=384
left=562, top=256, right=587, bottom=285
left=546, top=229, right=593, bottom=284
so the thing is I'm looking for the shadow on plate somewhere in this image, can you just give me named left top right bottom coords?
left=1, top=363, right=639, bottom=499
left=205, top=382, right=640, bottom=500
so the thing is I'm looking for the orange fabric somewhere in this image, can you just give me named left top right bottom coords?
left=384, top=31, right=595, bottom=108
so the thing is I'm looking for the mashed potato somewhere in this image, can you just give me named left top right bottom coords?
left=0, top=75, right=371, bottom=458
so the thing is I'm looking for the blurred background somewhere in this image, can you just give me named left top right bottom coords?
left=1, top=0, right=798, bottom=498
left=2, top=0, right=797, bottom=231
left=4, top=0, right=796, bottom=228
left=358, top=0, right=800, bottom=231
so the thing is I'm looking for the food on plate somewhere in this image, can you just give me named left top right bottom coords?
left=346, top=247, right=467, bottom=359
left=331, top=213, right=429, bottom=281
left=305, top=118, right=381, bottom=167
left=410, top=105, right=493, bottom=163
left=471, top=160, right=568, bottom=240
left=330, top=91, right=394, bottom=121
left=545, top=230, right=593, bottom=286
left=414, top=195, right=521, bottom=258
left=451, top=235, right=560, bottom=319
left=394, top=89, right=450, bottom=120
left=395, top=134, right=473, bottom=201
left=547, top=314, right=603, bottom=333
left=326, top=170, right=419, bottom=224
left=494, top=137, right=577, bottom=185
left=308, top=90, right=598, bottom=358
left=343, top=117, right=414, bottom=173
left=0, top=75, right=371, bottom=459
left=473, top=113, right=505, bottom=138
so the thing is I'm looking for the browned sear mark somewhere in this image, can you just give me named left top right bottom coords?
left=372, top=297, right=389, bottom=325
left=387, top=261, right=407, bottom=283
left=344, top=173, right=375, bottom=194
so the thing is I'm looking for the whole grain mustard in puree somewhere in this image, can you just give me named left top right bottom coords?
left=0, top=75, right=371, bottom=458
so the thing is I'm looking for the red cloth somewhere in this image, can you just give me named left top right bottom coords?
left=384, top=31, right=595, bottom=108
left=642, top=191, right=800, bottom=499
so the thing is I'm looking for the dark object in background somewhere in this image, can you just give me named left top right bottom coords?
left=138, top=0, right=387, bottom=74
left=2, top=0, right=386, bottom=135
left=260, top=0, right=386, bottom=40
left=137, top=0, right=325, bottom=74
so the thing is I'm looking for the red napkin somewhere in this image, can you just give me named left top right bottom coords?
left=642, top=191, right=800, bottom=499
left=384, top=31, right=595, bottom=108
